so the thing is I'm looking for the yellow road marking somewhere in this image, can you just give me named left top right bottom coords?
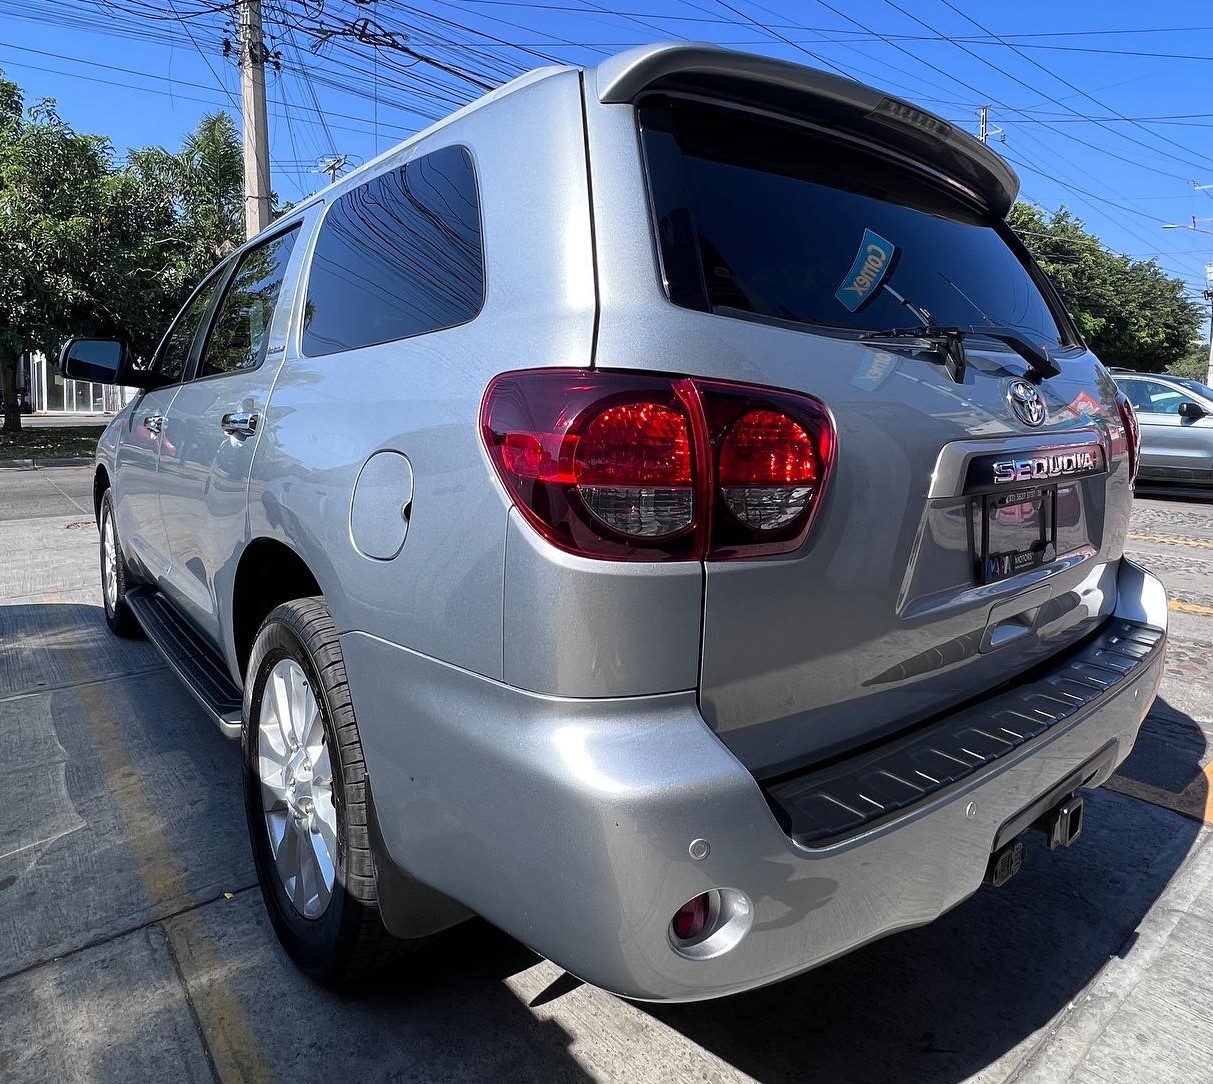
left=76, top=680, right=276, bottom=1084
left=47, top=575, right=274, bottom=1084
left=1129, top=531, right=1213, bottom=551
left=1168, top=599, right=1213, bottom=616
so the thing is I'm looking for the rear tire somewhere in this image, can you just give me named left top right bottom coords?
left=242, top=596, right=414, bottom=986
left=99, top=490, right=141, bottom=638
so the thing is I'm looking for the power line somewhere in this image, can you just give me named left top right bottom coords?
left=935, top=0, right=1213, bottom=175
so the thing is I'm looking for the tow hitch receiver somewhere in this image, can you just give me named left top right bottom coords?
left=985, top=837, right=1025, bottom=887
left=1037, top=794, right=1084, bottom=850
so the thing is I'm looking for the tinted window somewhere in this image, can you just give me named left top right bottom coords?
left=302, top=145, right=483, bottom=356
left=1124, top=380, right=1185, bottom=415
left=199, top=227, right=300, bottom=378
left=153, top=271, right=226, bottom=383
left=641, top=99, right=1065, bottom=346
left=1172, top=377, right=1213, bottom=401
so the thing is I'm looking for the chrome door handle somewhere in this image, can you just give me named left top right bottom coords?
left=221, top=410, right=259, bottom=437
left=143, top=414, right=164, bottom=436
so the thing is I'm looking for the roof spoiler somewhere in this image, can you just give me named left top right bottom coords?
left=594, top=43, right=1019, bottom=217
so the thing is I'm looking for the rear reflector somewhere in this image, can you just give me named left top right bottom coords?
left=481, top=369, right=836, bottom=561
left=671, top=893, right=713, bottom=942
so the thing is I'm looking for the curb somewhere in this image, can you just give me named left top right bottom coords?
left=0, top=457, right=93, bottom=469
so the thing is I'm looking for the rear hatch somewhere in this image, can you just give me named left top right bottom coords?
left=600, top=77, right=1134, bottom=779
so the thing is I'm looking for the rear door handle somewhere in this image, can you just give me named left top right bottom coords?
left=221, top=410, right=259, bottom=437
left=143, top=414, right=164, bottom=436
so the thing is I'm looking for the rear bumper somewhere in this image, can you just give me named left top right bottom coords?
left=345, top=558, right=1166, bottom=1002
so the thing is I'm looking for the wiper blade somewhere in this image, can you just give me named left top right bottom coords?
left=860, top=325, right=1062, bottom=384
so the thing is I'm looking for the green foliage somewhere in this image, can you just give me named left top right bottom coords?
left=1167, top=339, right=1212, bottom=382
left=1008, top=203, right=1202, bottom=373
left=0, top=68, right=247, bottom=430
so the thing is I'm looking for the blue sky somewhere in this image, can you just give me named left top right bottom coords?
left=5, top=0, right=1213, bottom=307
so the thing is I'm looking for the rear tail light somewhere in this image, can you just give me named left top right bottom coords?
left=481, top=369, right=836, bottom=561
left=1115, top=390, right=1140, bottom=485
left=719, top=409, right=822, bottom=530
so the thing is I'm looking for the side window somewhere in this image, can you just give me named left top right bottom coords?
left=301, top=144, right=484, bottom=357
left=197, top=227, right=301, bottom=379
left=1133, top=381, right=1184, bottom=415
left=152, top=271, right=226, bottom=383
left=1120, top=381, right=1150, bottom=412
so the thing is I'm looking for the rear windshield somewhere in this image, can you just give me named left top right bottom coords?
left=639, top=97, right=1067, bottom=347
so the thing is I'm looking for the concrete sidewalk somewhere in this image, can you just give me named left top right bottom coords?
left=1011, top=829, right=1213, bottom=1084
left=18, top=413, right=111, bottom=428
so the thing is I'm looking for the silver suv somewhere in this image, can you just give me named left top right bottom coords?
left=63, top=44, right=1167, bottom=1001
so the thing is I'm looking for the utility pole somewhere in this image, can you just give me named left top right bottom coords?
left=317, top=154, right=349, bottom=185
left=239, top=0, right=272, bottom=238
left=1205, top=264, right=1213, bottom=387
left=978, top=105, right=989, bottom=144
left=1164, top=202, right=1213, bottom=386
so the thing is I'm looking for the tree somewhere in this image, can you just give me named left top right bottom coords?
left=1008, top=203, right=1201, bottom=372
left=0, top=74, right=116, bottom=432
left=1168, top=339, right=1212, bottom=383
left=0, top=80, right=247, bottom=431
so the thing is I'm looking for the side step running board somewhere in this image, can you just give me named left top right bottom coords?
left=125, top=586, right=242, bottom=738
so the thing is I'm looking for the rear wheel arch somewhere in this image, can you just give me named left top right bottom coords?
left=231, top=538, right=324, bottom=682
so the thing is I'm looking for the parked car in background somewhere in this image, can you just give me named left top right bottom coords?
left=1112, top=370, right=1213, bottom=487
left=60, top=43, right=1165, bottom=1002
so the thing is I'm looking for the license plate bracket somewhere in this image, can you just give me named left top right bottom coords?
left=970, top=485, right=1057, bottom=584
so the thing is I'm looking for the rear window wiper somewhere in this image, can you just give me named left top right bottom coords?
left=860, top=325, right=1062, bottom=385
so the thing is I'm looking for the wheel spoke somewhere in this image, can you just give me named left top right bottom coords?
left=310, top=744, right=332, bottom=787
left=270, top=668, right=296, bottom=751
left=274, top=818, right=302, bottom=900
left=288, top=663, right=310, bottom=742
left=258, top=755, right=290, bottom=809
left=306, top=826, right=334, bottom=915
left=264, top=808, right=290, bottom=858
left=313, top=791, right=337, bottom=852
left=300, top=684, right=324, bottom=759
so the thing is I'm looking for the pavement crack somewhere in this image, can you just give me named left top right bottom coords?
left=0, top=665, right=170, bottom=704
left=0, top=883, right=260, bottom=986
left=32, top=464, right=91, bottom=516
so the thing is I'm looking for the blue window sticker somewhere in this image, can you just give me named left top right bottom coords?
left=835, top=229, right=897, bottom=312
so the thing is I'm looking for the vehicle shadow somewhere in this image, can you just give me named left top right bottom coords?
left=7, top=597, right=1205, bottom=1084
left=643, top=695, right=1206, bottom=1084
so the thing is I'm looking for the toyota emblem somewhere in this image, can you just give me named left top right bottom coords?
left=1007, top=379, right=1046, bottom=428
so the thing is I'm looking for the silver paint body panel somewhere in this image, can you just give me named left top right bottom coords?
left=90, top=43, right=1164, bottom=1001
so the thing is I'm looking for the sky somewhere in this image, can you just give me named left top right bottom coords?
left=4, top=0, right=1213, bottom=309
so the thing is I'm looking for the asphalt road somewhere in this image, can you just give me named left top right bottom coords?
left=1, top=466, right=1210, bottom=1084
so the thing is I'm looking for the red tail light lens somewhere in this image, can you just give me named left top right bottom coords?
left=575, top=402, right=694, bottom=538
left=481, top=369, right=836, bottom=561
left=719, top=409, right=822, bottom=530
left=1115, top=390, right=1140, bottom=485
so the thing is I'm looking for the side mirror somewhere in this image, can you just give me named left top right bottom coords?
left=59, top=338, right=129, bottom=384
left=59, top=338, right=157, bottom=390
left=1178, top=400, right=1208, bottom=420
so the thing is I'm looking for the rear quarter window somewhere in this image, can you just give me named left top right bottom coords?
left=301, top=144, right=484, bottom=357
left=639, top=97, right=1068, bottom=348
